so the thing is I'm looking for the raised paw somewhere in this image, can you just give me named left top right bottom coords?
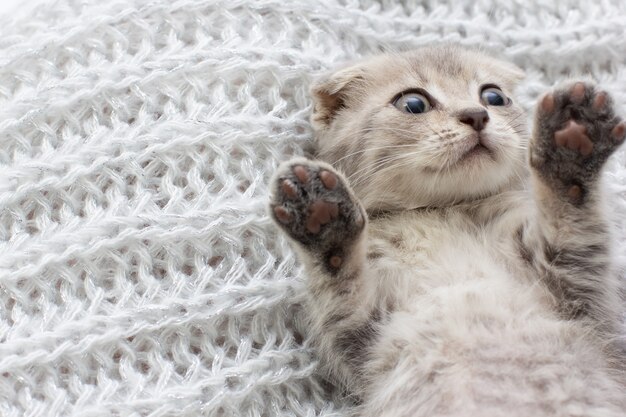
left=530, top=81, right=625, bottom=203
left=269, top=158, right=366, bottom=271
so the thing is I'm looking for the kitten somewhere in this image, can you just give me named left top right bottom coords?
left=269, top=45, right=626, bottom=416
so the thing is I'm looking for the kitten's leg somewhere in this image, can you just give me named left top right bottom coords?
left=526, top=81, right=625, bottom=330
left=269, top=158, right=378, bottom=389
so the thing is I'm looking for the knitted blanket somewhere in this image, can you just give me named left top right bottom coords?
left=1, top=1, right=625, bottom=416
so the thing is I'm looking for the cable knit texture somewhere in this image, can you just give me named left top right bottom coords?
left=0, top=1, right=625, bottom=416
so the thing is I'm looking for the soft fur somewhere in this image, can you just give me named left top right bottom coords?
left=269, top=46, right=626, bottom=416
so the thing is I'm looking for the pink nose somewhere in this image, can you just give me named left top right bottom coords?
left=457, top=109, right=489, bottom=131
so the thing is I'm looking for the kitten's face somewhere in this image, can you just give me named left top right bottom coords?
left=311, top=46, right=529, bottom=211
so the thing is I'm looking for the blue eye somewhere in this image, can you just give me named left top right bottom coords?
left=481, top=87, right=508, bottom=106
left=393, top=93, right=431, bottom=114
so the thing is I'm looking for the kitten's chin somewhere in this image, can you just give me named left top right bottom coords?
left=457, top=143, right=493, bottom=165
left=454, top=133, right=496, bottom=166
left=359, top=153, right=526, bottom=211
left=352, top=132, right=528, bottom=211
left=360, top=168, right=524, bottom=211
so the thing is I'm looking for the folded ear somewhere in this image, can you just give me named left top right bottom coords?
left=310, top=64, right=365, bottom=131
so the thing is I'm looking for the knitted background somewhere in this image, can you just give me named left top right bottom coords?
left=1, top=1, right=625, bottom=416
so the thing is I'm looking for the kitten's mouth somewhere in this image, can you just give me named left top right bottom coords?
left=457, top=135, right=494, bottom=163
left=465, top=143, right=490, bottom=157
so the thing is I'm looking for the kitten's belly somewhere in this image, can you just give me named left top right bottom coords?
left=369, top=211, right=558, bottom=354
left=368, top=210, right=534, bottom=298
left=365, top=285, right=615, bottom=417
left=363, top=213, right=623, bottom=416
left=371, top=223, right=555, bottom=355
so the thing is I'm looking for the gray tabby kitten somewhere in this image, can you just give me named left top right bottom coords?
left=269, top=46, right=626, bottom=416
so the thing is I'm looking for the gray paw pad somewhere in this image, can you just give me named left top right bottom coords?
left=270, top=161, right=365, bottom=269
left=531, top=81, right=624, bottom=203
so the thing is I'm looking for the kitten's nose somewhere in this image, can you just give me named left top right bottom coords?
left=457, top=108, right=489, bottom=131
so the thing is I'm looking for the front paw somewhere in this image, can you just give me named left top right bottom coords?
left=530, top=81, right=625, bottom=203
left=269, top=158, right=366, bottom=270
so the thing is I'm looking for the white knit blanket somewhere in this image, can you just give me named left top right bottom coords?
left=1, top=1, right=625, bottom=416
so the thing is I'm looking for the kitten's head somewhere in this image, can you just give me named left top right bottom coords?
left=311, top=45, right=529, bottom=211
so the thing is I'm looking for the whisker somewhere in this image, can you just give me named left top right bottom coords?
left=352, top=150, right=426, bottom=188
left=333, top=143, right=419, bottom=165
left=350, top=150, right=421, bottom=186
left=349, top=153, right=409, bottom=186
